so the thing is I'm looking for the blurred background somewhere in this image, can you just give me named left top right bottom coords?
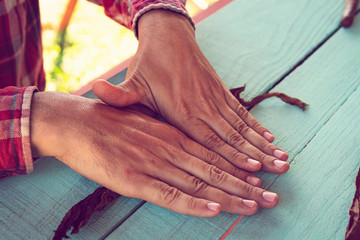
left=39, top=0, right=218, bottom=93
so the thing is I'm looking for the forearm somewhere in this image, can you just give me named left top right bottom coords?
left=30, top=91, right=101, bottom=162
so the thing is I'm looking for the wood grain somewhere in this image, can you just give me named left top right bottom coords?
left=0, top=0, right=356, bottom=239
left=196, top=0, right=344, bottom=99
left=0, top=157, right=143, bottom=239
left=225, top=82, right=360, bottom=239
left=226, top=88, right=360, bottom=239
left=104, top=9, right=360, bottom=240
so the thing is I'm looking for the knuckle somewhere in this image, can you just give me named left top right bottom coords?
left=239, top=182, right=255, bottom=196
left=231, top=151, right=243, bottom=161
left=187, top=197, right=201, bottom=210
left=144, top=153, right=165, bottom=173
left=204, top=150, right=220, bottom=165
left=251, top=121, right=263, bottom=131
left=204, top=132, right=224, bottom=149
left=176, top=101, right=195, bottom=122
left=262, top=142, right=277, bottom=155
left=225, top=131, right=242, bottom=146
left=235, top=138, right=247, bottom=149
left=158, top=185, right=182, bottom=206
left=259, top=139, right=271, bottom=150
left=190, top=177, right=208, bottom=195
left=236, top=104, right=249, bottom=119
left=235, top=122, right=250, bottom=136
left=198, top=97, right=214, bottom=112
left=229, top=149, right=240, bottom=160
left=208, top=165, right=226, bottom=185
left=231, top=167, right=245, bottom=180
left=258, top=153, right=268, bottom=163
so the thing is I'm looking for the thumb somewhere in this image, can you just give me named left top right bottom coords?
left=92, top=79, right=142, bottom=108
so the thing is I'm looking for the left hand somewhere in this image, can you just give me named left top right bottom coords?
left=93, top=10, right=289, bottom=175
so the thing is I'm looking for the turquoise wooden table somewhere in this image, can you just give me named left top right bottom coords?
left=1, top=0, right=360, bottom=239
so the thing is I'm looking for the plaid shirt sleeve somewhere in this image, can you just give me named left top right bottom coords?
left=0, top=0, right=192, bottom=178
left=88, top=0, right=194, bottom=37
left=0, top=87, right=37, bottom=178
left=0, top=0, right=44, bottom=178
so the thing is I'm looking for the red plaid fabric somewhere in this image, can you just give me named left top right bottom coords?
left=0, top=0, right=190, bottom=177
left=0, top=0, right=45, bottom=91
left=0, top=87, right=37, bottom=178
left=89, top=0, right=194, bottom=37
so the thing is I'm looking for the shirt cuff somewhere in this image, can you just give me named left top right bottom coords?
left=0, top=86, right=38, bottom=178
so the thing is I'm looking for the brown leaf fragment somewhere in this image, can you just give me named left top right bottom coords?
left=53, top=187, right=120, bottom=240
left=53, top=84, right=308, bottom=240
left=345, top=168, right=360, bottom=240
left=230, top=85, right=308, bottom=110
left=340, top=0, right=359, bottom=28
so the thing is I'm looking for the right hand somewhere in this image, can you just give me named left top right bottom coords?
left=30, top=91, right=279, bottom=217
left=93, top=10, right=290, bottom=177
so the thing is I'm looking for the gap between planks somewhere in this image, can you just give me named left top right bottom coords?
left=219, top=84, right=358, bottom=239
left=262, top=9, right=360, bottom=96
left=99, top=201, right=146, bottom=240
left=219, top=11, right=360, bottom=240
left=99, top=5, right=360, bottom=239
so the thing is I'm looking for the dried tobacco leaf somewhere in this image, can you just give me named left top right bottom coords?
left=345, top=168, right=360, bottom=240
left=230, top=85, right=308, bottom=110
left=53, top=187, right=120, bottom=240
left=54, top=85, right=308, bottom=239
left=340, top=0, right=359, bottom=28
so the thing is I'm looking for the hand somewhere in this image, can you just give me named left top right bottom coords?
left=92, top=10, right=290, bottom=174
left=30, top=91, right=279, bottom=217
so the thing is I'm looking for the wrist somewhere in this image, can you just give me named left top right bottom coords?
left=30, top=92, right=58, bottom=158
left=30, top=91, right=83, bottom=159
left=138, top=9, right=195, bottom=45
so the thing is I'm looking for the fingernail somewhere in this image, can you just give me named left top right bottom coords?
left=243, top=199, right=256, bottom=208
left=273, top=149, right=286, bottom=159
left=246, top=176, right=261, bottom=186
left=262, top=192, right=277, bottom=202
left=247, top=158, right=260, bottom=167
left=207, top=202, right=220, bottom=212
left=273, top=160, right=287, bottom=169
left=263, top=132, right=274, bottom=142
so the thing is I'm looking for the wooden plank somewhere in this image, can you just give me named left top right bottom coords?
left=196, top=0, right=344, bottom=99
left=223, top=14, right=360, bottom=239
left=0, top=70, right=142, bottom=239
left=104, top=11, right=360, bottom=240
left=0, top=1, right=350, bottom=239
left=83, top=0, right=346, bottom=98
left=0, top=157, right=143, bottom=239
left=225, top=85, right=360, bottom=240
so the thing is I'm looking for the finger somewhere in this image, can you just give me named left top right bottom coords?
left=209, top=107, right=288, bottom=161
left=201, top=113, right=289, bottom=173
left=231, top=140, right=289, bottom=174
left=194, top=117, right=288, bottom=173
left=180, top=138, right=262, bottom=187
left=155, top=146, right=278, bottom=208
left=131, top=174, right=221, bottom=217
left=148, top=165, right=259, bottom=215
left=189, top=162, right=279, bottom=208
left=160, top=147, right=279, bottom=208
left=92, top=79, right=142, bottom=108
left=188, top=119, right=264, bottom=172
left=225, top=92, right=275, bottom=142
